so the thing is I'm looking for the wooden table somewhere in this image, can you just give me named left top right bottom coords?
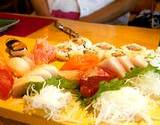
left=0, top=14, right=160, bottom=125
left=28, top=18, right=160, bottom=49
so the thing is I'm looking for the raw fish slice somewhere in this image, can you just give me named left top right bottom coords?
left=32, top=38, right=56, bottom=64
left=130, top=55, right=148, bottom=68
left=26, top=69, right=52, bottom=79
left=8, top=57, right=31, bottom=77
left=99, top=57, right=126, bottom=78
left=39, top=64, right=58, bottom=76
left=117, top=56, right=134, bottom=71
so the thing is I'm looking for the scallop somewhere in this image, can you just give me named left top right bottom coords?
left=8, top=57, right=31, bottom=77
left=12, top=75, right=45, bottom=97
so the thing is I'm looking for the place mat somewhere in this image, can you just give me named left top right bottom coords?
left=0, top=13, right=55, bottom=36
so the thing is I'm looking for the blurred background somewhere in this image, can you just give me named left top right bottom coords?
left=0, top=0, right=160, bottom=28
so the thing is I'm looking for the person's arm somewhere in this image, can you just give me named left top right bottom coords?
left=31, top=0, right=51, bottom=16
left=80, top=0, right=138, bottom=23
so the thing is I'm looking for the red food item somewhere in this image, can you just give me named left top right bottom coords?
left=61, top=54, right=100, bottom=72
left=0, top=68, right=14, bottom=100
left=79, top=67, right=115, bottom=97
left=79, top=76, right=110, bottom=97
left=32, top=39, right=56, bottom=65
left=80, top=85, right=96, bottom=97
left=80, top=76, right=111, bottom=87
left=82, top=67, right=115, bottom=80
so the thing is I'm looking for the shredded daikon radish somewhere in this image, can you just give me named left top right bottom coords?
left=93, top=87, right=151, bottom=125
left=150, top=57, right=160, bottom=69
left=131, top=71, right=160, bottom=97
left=24, top=85, right=72, bottom=120
left=156, top=47, right=160, bottom=56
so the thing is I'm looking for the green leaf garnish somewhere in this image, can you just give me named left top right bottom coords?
left=93, top=79, right=132, bottom=99
left=78, top=65, right=158, bottom=107
left=26, top=75, right=78, bottom=95
left=124, top=65, right=155, bottom=79
left=77, top=79, right=132, bottom=107
left=45, top=76, right=78, bottom=89
left=25, top=65, right=160, bottom=107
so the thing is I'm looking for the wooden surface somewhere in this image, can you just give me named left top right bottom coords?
left=0, top=15, right=160, bottom=125
left=28, top=18, right=160, bottom=49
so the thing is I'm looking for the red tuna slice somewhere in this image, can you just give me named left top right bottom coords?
left=80, top=85, right=97, bottom=97
left=79, top=67, right=115, bottom=97
left=80, top=67, right=115, bottom=86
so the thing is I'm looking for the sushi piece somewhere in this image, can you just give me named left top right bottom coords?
left=121, top=43, right=148, bottom=57
left=55, top=37, right=93, bottom=61
left=98, top=57, right=127, bottom=78
left=7, top=57, right=31, bottom=77
left=31, top=38, right=56, bottom=64
left=55, top=41, right=84, bottom=61
left=6, top=39, right=28, bottom=57
left=26, top=68, right=52, bottom=79
left=70, top=37, right=93, bottom=49
left=130, top=55, right=148, bottom=68
left=12, top=64, right=58, bottom=97
left=25, top=64, right=58, bottom=79
left=95, top=42, right=115, bottom=51
left=22, top=56, right=35, bottom=68
left=117, top=56, right=134, bottom=71
left=39, top=64, right=58, bottom=76
left=94, top=42, right=116, bottom=60
left=12, top=75, right=45, bottom=97
left=112, top=49, right=134, bottom=71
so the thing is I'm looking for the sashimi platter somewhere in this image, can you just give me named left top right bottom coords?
left=1, top=35, right=160, bottom=125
